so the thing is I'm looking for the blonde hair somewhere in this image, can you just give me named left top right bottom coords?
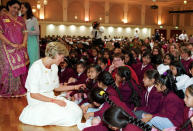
left=45, top=42, right=69, bottom=58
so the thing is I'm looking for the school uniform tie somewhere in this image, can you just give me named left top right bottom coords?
left=145, top=91, right=149, bottom=106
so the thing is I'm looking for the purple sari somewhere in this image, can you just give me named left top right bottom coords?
left=0, top=14, right=28, bottom=97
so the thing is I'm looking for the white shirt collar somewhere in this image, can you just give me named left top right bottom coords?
left=78, top=73, right=82, bottom=76
left=190, top=108, right=193, bottom=111
left=147, top=85, right=154, bottom=93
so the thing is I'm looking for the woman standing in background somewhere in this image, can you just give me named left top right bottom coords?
left=21, top=2, right=39, bottom=67
left=0, top=0, right=28, bottom=97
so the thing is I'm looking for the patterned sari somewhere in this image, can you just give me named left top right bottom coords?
left=0, top=14, right=29, bottom=97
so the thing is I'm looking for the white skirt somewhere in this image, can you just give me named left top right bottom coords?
left=19, top=93, right=82, bottom=126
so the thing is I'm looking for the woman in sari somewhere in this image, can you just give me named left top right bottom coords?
left=0, top=0, right=28, bottom=97
left=21, top=2, right=40, bottom=67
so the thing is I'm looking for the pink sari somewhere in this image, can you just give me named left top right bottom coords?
left=0, top=14, right=29, bottom=97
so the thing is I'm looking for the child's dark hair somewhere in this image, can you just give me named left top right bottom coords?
left=155, top=70, right=178, bottom=96
left=170, top=61, right=186, bottom=76
left=88, top=64, right=102, bottom=74
left=76, top=61, right=86, bottom=69
left=164, top=53, right=175, bottom=64
left=144, top=69, right=160, bottom=82
left=6, top=0, right=21, bottom=11
left=97, top=71, right=122, bottom=100
left=123, top=51, right=137, bottom=66
left=117, top=66, right=141, bottom=107
left=103, top=106, right=152, bottom=131
left=88, top=87, right=115, bottom=106
left=98, top=57, right=108, bottom=65
left=142, top=51, right=152, bottom=59
left=177, top=84, right=193, bottom=131
left=151, top=54, right=163, bottom=68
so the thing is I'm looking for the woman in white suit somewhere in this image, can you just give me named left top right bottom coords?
left=19, top=42, right=83, bottom=126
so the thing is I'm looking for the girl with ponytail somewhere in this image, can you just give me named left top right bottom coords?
left=103, top=106, right=152, bottom=131
left=164, top=85, right=193, bottom=131
left=115, top=66, right=142, bottom=110
left=140, top=71, right=184, bottom=130
left=81, top=87, right=134, bottom=130
left=82, top=87, right=151, bottom=131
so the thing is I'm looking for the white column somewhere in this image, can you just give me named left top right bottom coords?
left=141, top=5, right=146, bottom=25
left=123, top=2, right=128, bottom=23
left=84, top=0, right=89, bottom=21
left=179, top=7, right=185, bottom=26
left=158, top=6, right=162, bottom=25
left=105, top=0, right=109, bottom=24
left=62, top=0, right=67, bottom=22
left=39, top=0, right=45, bottom=19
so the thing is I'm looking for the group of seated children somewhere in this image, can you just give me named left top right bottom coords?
left=58, top=43, right=193, bottom=131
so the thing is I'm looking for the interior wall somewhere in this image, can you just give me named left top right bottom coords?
left=109, top=3, right=124, bottom=24
left=89, top=1, right=105, bottom=23
left=43, top=23, right=151, bottom=39
left=67, top=0, right=85, bottom=22
left=45, top=0, right=63, bottom=21
left=127, top=5, right=141, bottom=25
left=145, top=6, right=158, bottom=25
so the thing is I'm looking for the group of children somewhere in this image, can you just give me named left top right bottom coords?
left=57, top=39, right=193, bottom=131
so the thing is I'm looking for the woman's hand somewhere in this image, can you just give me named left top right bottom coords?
left=81, top=105, right=89, bottom=114
left=141, top=114, right=152, bottom=123
left=109, top=64, right=115, bottom=73
left=52, top=99, right=66, bottom=107
left=84, top=112, right=94, bottom=120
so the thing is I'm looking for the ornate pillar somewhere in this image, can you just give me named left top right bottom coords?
left=123, top=2, right=128, bottom=23
left=141, top=5, right=146, bottom=25
left=39, top=0, right=45, bottom=19
left=105, top=0, right=109, bottom=24
left=158, top=6, right=162, bottom=25
left=84, top=0, right=89, bottom=21
left=62, top=0, right=68, bottom=22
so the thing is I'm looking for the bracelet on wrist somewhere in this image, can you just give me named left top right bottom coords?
left=50, top=98, right=55, bottom=103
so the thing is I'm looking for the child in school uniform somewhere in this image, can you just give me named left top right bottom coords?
left=65, top=61, right=87, bottom=101
left=88, top=48, right=98, bottom=64
left=68, top=61, right=87, bottom=85
left=141, top=72, right=184, bottom=130
left=81, top=88, right=143, bottom=131
left=184, top=61, right=193, bottom=90
left=134, top=69, right=162, bottom=119
left=134, top=51, right=153, bottom=87
left=97, top=57, right=109, bottom=72
left=180, top=46, right=193, bottom=75
left=102, top=106, right=152, bottom=131
left=164, top=85, right=193, bottom=131
left=58, top=58, right=75, bottom=83
left=157, top=53, right=174, bottom=75
left=115, top=66, right=142, bottom=110
left=81, top=71, right=121, bottom=115
left=170, top=61, right=190, bottom=98
left=103, top=49, right=112, bottom=66
left=109, top=53, right=139, bottom=85
left=78, top=64, right=102, bottom=105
